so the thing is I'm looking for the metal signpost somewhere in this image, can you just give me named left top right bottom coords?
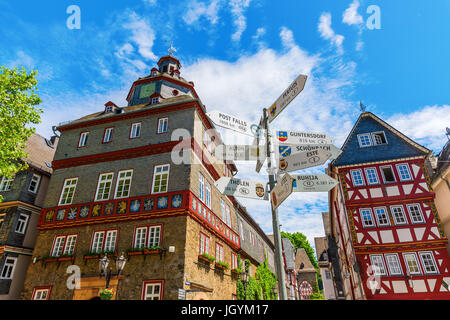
left=210, top=73, right=341, bottom=300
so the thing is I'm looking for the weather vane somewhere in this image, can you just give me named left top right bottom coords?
left=359, top=101, right=366, bottom=113
left=167, top=41, right=176, bottom=56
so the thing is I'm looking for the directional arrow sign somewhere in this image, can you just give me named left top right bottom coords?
left=292, top=174, right=339, bottom=192
left=271, top=173, right=295, bottom=209
left=278, top=148, right=332, bottom=174
left=214, top=177, right=268, bottom=201
left=215, top=145, right=266, bottom=161
left=278, top=144, right=342, bottom=160
left=275, top=130, right=333, bottom=146
left=268, top=74, right=308, bottom=123
left=207, top=110, right=262, bottom=137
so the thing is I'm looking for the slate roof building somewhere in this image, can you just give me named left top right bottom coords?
left=0, top=133, right=57, bottom=299
left=21, top=53, right=275, bottom=300
left=295, top=247, right=317, bottom=299
left=328, top=111, right=450, bottom=300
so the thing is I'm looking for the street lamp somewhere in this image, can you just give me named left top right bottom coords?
left=115, top=252, right=127, bottom=300
left=271, top=286, right=277, bottom=300
left=240, top=269, right=249, bottom=300
left=99, top=254, right=111, bottom=288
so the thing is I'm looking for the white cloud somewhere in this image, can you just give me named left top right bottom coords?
left=183, top=31, right=360, bottom=244
left=387, top=105, right=450, bottom=152
left=183, top=0, right=222, bottom=25
left=230, top=0, right=252, bottom=42
left=123, top=12, right=157, bottom=61
left=318, top=12, right=345, bottom=52
left=252, top=27, right=266, bottom=40
left=280, top=26, right=295, bottom=49
left=142, top=0, right=157, bottom=5
left=343, top=0, right=364, bottom=26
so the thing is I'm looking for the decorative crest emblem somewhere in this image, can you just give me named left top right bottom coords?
left=279, top=145, right=291, bottom=157
left=255, top=184, right=265, bottom=198
left=277, top=131, right=288, bottom=142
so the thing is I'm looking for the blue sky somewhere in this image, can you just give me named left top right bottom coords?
left=1, top=0, right=449, bottom=246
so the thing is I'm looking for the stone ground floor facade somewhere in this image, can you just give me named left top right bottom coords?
left=21, top=211, right=258, bottom=300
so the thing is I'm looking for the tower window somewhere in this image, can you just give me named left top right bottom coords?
left=162, top=66, right=168, bottom=73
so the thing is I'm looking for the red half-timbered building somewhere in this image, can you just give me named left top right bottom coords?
left=329, top=112, right=450, bottom=300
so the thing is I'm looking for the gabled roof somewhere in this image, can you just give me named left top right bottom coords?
left=21, top=133, right=57, bottom=175
left=295, top=248, right=316, bottom=272
left=333, top=112, right=431, bottom=167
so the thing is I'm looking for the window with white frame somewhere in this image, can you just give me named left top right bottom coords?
left=200, top=233, right=209, bottom=255
left=231, top=253, right=238, bottom=270
left=239, top=221, right=245, bottom=241
left=78, top=132, right=89, bottom=147
left=105, top=106, right=113, bottom=113
left=385, top=254, right=403, bottom=275
left=114, top=170, right=133, bottom=199
left=220, top=200, right=226, bottom=223
left=199, top=174, right=205, bottom=202
left=157, top=118, right=168, bottom=134
left=360, top=208, right=375, bottom=227
left=148, top=226, right=161, bottom=247
left=215, top=243, right=224, bottom=262
left=350, top=169, right=365, bottom=186
left=130, top=123, right=141, bottom=139
left=134, top=227, right=147, bottom=249
left=419, top=252, right=438, bottom=274
left=133, top=226, right=161, bottom=249
left=364, top=168, right=379, bottom=185
left=370, top=255, right=387, bottom=276
left=32, top=288, right=51, bottom=300
left=15, top=213, right=29, bottom=234
left=152, top=165, right=170, bottom=194
left=0, top=176, right=14, bottom=192
left=357, top=133, right=372, bottom=147
left=143, top=282, right=162, bottom=300
left=95, top=173, right=114, bottom=201
left=381, top=166, right=396, bottom=183
left=407, top=204, right=425, bottom=224
left=151, top=97, right=159, bottom=104
left=374, top=207, right=390, bottom=226
left=396, top=164, right=412, bottom=181
left=0, top=257, right=17, bottom=279
left=390, top=206, right=407, bottom=225
left=91, top=230, right=117, bottom=253
left=51, top=235, right=77, bottom=257
left=58, top=178, right=78, bottom=205
left=372, top=132, right=388, bottom=145
left=403, top=253, right=421, bottom=275
left=225, top=204, right=231, bottom=227
left=28, top=174, right=41, bottom=193
left=103, top=128, right=114, bottom=143
left=205, top=181, right=211, bottom=208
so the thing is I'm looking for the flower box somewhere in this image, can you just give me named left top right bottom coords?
left=83, top=254, right=100, bottom=260
left=43, top=257, right=58, bottom=263
left=198, top=254, right=214, bottom=263
left=58, top=256, right=75, bottom=262
left=231, top=268, right=241, bottom=275
left=215, top=262, right=230, bottom=271
left=127, top=250, right=143, bottom=256
left=143, top=249, right=162, bottom=255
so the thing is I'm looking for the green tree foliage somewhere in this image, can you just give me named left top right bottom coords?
left=0, top=66, right=42, bottom=201
left=236, top=257, right=277, bottom=300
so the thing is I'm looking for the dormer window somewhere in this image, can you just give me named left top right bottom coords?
left=372, top=132, right=387, bottom=145
left=151, top=97, right=159, bottom=104
left=105, top=106, right=113, bottom=113
left=151, top=70, right=157, bottom=77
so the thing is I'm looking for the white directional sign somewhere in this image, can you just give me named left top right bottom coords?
left=271, top=173, right=295, bottom=209
left=278, top=144, right=342, bottom=160
left=214, top=177, right=268, bottom=201
left=178, top=289, right=186, bottom=300
left=207, top=110, right=262, bottom=137
left=275, top=130, right=333, bottom=146
left=292, top=174, right=339, bottom=192
left=215, top=145, right=266, bottom=161
left=268, top=74, right=308, bottom=123
left=278, top=148, right=332, bottom=174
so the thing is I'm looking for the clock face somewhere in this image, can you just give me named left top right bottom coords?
left=139, top=83, right=156, bottom=99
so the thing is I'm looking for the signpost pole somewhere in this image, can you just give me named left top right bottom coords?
left=263, top=108, right=288, bottom=301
